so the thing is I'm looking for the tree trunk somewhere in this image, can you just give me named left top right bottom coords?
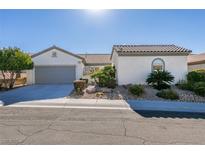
left=9, top=71, right=16, bottom=89
left=1, top=70, right=8, bottom=89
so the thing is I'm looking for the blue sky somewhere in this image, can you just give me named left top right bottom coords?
left=0, top=9, right=205, bottom=54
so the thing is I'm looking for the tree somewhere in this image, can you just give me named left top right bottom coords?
left=0, top=47, right=33, bottom=89
left=146, top=70, right=174, bottom=90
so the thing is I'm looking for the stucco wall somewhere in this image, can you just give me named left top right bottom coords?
left=27, top=48, right=84, bottom=85
left=113, top=54, right=188, bottom=85
left=188, top=63, right=205, bottom=72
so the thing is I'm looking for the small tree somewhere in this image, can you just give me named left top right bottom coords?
left=0, top=47, right=33, bottom=89
left=146, top=70, right=174, bottom=90
left=91, top=65, right=116, bottom=88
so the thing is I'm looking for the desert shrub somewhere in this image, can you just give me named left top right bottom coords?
left=73, top=80, right=86, bottom=94
left=193, top=82, right=205, bottom=96
left=129, top=84, right=144, bottom=96
left=91, top=65, right=116, bottom=88
left=156, top=89, right=179, bottom=100
left=187, top=71, right=205, bottom=83
left=176, top=80, right=194, bottom=91
left=146, top=70, right=174, bottom=90
left=80, top=78, right=88, bottom=84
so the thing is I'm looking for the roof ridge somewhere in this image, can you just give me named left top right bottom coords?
left=78, top=53, right=111, bottom=55
left=113, top=44, right=176, bottom=47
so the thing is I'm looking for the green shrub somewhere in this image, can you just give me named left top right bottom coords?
left=187, top=71, right=205, bottom=83
left=176, top=80, right=194, bottom=91
left=73, top=80, right=86, bottom=94
left=146, top=70, right=174, bottom=90
left=156, top=89, right=179, bottom=100
left=129, top=84, right=144, bottom=96
left=91, top=65, right=116, bottom=88
left=193, top=82, right=205, bottom=96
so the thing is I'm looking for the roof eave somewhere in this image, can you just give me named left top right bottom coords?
left=31, top=45, right=86, bottom=64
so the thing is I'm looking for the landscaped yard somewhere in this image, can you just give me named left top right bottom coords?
left=68, top=85, right=205, bottom=103
left=69, top=66, right=205, bottom=103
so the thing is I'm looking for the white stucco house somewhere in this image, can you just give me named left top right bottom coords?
left=27, top=44, right=191, bottom=85
left=111, top=45, right=192, bottom=85
left=27, top=46, right=85, bottom=84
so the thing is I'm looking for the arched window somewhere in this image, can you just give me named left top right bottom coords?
left=152, top=58, right=165, bottom=71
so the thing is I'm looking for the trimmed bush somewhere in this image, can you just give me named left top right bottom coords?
left=80, top=78, right=88, bottom=84
left=187, top=71, right=205, bottom=83
left=156, top=89, right=179, bottom=100
left=193, top=82, right=205, bottom=96
left=146, top=70, right=174, bottom=90
left=129, top=84, right=144, bottom=96
left=73, top=80, right=86, bottom=94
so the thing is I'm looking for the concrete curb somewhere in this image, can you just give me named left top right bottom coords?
left=127, top=100, right=205, bottom=113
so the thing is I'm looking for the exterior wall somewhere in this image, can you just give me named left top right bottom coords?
left=27, top=48, right=84, bottom=85
left=188, top=63, right=205, bottom=72
left=115, top=55, right=188, bottom=85
left=111, top=51, right=119, bottom=83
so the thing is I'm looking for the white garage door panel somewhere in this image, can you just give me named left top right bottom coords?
left=35, top=66, right=76, bottom=84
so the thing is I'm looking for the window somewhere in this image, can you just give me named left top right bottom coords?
left=152, top=58, right=165, bottom=71
left=52, top=51, right=57, bottom=57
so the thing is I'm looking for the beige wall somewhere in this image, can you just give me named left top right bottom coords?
left=112, top=52, right=188, bottom=85
left=188, top=63, right=205, bottom=72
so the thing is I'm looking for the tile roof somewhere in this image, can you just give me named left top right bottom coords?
left=112, top=45, right=192, bottom=56
left=188, top=53, right=205, bottom=65
left=78, top=54, right=111, bottom=66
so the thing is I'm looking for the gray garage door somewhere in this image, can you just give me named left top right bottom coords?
left=35, top=66, right=76, bottom=84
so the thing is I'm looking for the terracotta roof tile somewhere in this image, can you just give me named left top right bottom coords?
left=78, top=54, right=111, bottom=66
left=112, top=44, right=191, bottom=56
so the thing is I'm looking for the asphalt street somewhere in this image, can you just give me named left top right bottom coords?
left=0, top=106, right=205, bottom=144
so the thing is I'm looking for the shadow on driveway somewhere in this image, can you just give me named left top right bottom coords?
left=126, top=99, right=205, bottom=119
left=134, top=110, right=205, bottom=119
left=0, top=84, right=73, bottom=106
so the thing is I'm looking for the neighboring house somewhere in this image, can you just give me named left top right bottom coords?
left=187, top=53, right=205, bottom=71
left=111, top=45, right=191, bottom=85
left=78, top=54, right=111, bottom=75
left=27, top=46, right=85, bottom=84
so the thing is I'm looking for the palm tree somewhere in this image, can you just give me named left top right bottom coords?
left=146, top=70, right=174, bottom=90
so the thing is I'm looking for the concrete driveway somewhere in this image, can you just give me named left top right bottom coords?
left=0, top=84, right=73, bottom=106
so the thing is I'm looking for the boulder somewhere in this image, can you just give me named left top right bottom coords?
left=86, top=85, right=96, bottom=94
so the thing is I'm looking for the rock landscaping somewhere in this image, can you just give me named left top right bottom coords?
left=68, top=85, right=205, bottom=103
left=69, top=67, right=205, bottom=103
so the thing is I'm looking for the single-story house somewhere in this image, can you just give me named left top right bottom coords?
left=111, top=45, right=192, bottom=85
left=27, top=46, right=85, bottom=84
left=27, top=44, right=191, bottom=85
left=78, top=54, right=111, bottom=75
left=187, top=53, right=205, bottom=71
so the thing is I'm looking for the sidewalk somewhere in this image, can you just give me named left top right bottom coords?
left=1, top=98, right=205, bottom=113
left=1, top=98, right=130, bottom=110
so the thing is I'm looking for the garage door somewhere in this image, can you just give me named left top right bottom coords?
left=35, top=66, right=76, bottom=84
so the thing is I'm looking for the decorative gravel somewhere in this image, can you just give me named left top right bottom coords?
left=69, top=85, right=205, bottom=103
